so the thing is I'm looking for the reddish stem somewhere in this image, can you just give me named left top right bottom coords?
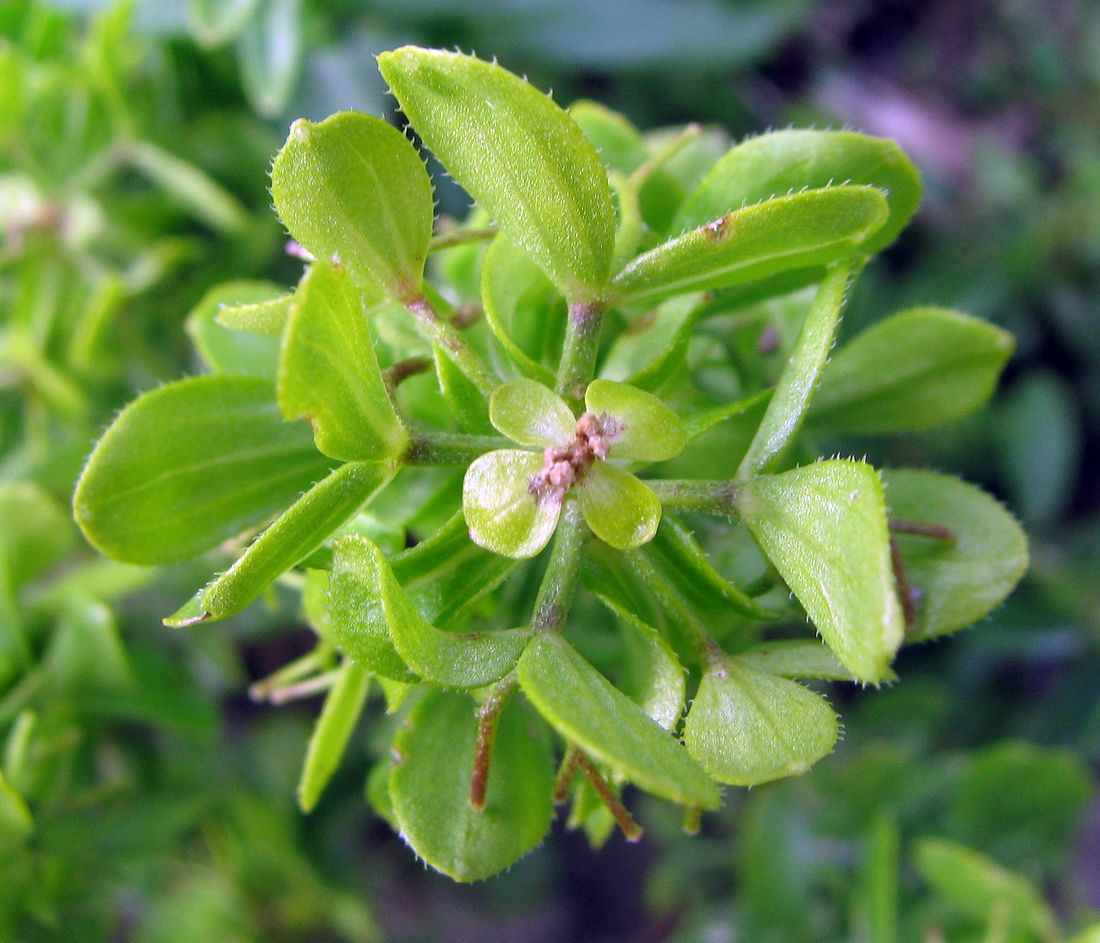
left=575, top=752, right=643, bottom=842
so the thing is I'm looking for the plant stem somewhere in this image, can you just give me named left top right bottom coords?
left=890, top=537, right=918, bottom=634
left=382, top=356, right=433, bottom=396
left=531, top=503, right=587, bottom=633
left=552, top=745, right=583, bottom=803
left=469, top=675, right=517, bottom=811
left=628, top=122, right=701, bottom=187
left=575, top=751, right=643, bottom=842
left=403, top=293, right=498, bottom=397
left=428, top=225, right=499, bottom=253
left=889, top=518, right=957, bottom=542
left=646, top=479, right=739, bottom=516
left=404, top=430, right=511, bottom=466
left=557, top=300, right=606, bottom=406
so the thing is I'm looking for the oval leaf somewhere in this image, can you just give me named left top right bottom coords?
left=684, top=659, right=839, bottom=785
left=736, top=459, right=904, bottom=683
left=612, top=187, right=885, bottom=304
left=271, top=111, right=434, bottom=301
left=390, top=690, right=554, bottom=882
left=675, top=129, right=921, bottom=254
left=73, top=376, right=333, bottom=565
left=517, top=633, right=720, bottom=808
left=882, top=470, right=1028, bottom=641
left=379, top=47, right=615, bottom=302
left=298, top=661, right=371, bottom=812
left=735, top=640, right=892, bottom=682
left=278, top=260, right=408, bottom=462
left=811, top=307, right=1016, bottom=433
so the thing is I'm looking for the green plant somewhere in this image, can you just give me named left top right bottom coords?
left=72, top=46, right=1027, bottom=883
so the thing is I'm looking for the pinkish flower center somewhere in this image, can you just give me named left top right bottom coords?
left=528, top=411, right=624, bottom=504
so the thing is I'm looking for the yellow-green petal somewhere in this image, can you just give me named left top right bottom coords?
left=463, top=450, right=562, bottom=558
left=576, top=462, right=661, bottom=550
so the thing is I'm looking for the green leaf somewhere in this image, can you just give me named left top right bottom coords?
left=883, top=470, right=1028, bottom=641
left=390, top=690, right=554, bottom=882
left=329, top=535, right=416, bottom=682
left=737, top=260, right=852, bottom=478
left=736, top=459, right=904, bottom=683
left=74, top=376, right=334, bottom=565
left=328, top=512, right=520, bottom=678
left=646, top=514, right=774, bottom=622
left=576, top=463, right=662, bottom=550
left=684, top=659, right=838, bottom=785
left=187, top=0, right=259, bottom=47
left=675, top=129, right=921, bottom=254
left=348, top=537, right=530, bottom=688
left=127, top=140, right=249, bottom=234
left=735, top=640, right=893, bottom=682
left=569, top=100, right=647, bottom=174
left=811, top=307, right=1016, bottom=433
left=611, top=187, right=884, bottom=304
left=216, top=292, right=292, bottom=337
left=298, top=661, right=371, bottom=812
left=379, top=47, right=615, bottom=302
left=47, top=596, right=132, bottom=692
left=186, top=280, right=285, bottom=379
left=387, top=511, right=519, bottom=627
left=480, top=234, right=560, bottom=384
left=490, top=379, right=575, bottom=448
left=463, top=450, right=562, bottom=558
left=237, top=0, right=301, bottom=118
left=433, top=345, right=493, bottom=435
left=170, top=460, right=398, bottom=626
left=913, top=838, right=1059, bottom=940
left=584, top=379, right=685, bottom=461
left=618, top=618, right=685, bottom=730
left=271, top=111, right=434, bottom=301
left=278, top=261, right=408, bottom=462
left=599, top=293, right=706, bottom=393
left=517, top=633, right=720, bottom=808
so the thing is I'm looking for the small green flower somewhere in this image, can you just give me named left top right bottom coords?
left=463, top=379, right=686, bottom=558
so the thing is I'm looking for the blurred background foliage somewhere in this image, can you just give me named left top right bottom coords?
left=0, top=0, right=1097, bottom=940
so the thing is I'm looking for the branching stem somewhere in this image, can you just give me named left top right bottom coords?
left=405, top=430, right=510, bottom=466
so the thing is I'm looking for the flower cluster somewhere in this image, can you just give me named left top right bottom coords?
left=462, top=379, right=686, bottom=558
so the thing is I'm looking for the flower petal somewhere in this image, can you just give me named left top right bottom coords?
left=576, top=462, right=661, bottom=549
left=584, top=379, right=685, bottom=461
left=490, top=379, right=575, bottom=447
left=463, top=450, right=562, bottom=558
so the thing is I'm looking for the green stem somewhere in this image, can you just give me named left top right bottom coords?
left=531, top=502, right=587, bottom=634
left=403, top=294, right=498, bottom=397
left=556, top=300, right=606, bottom=407
left=404, top=430, right=511, bottom=467
left=646, top=479, right=739, bottom=516
left=628, top=122, right=701, bottom=187
left=428, top=225, right=499, bottom=253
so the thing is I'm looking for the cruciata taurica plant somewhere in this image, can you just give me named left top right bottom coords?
left=72, top=47, right=1028, bottom=881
